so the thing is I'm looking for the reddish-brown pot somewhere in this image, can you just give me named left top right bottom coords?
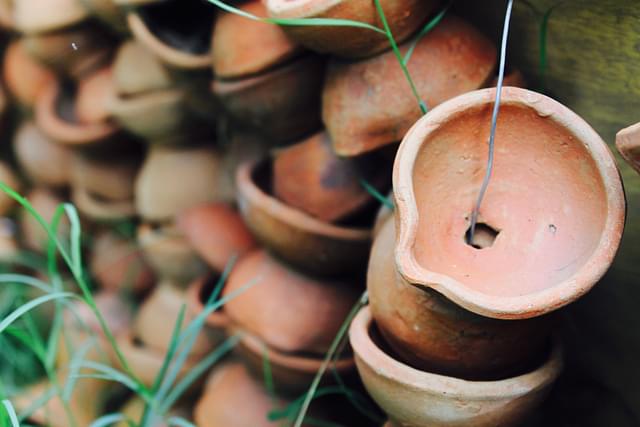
left=3, top=40, right=55, bottom=110
left=265, top=0, right=440, bottom=59
left=213, top=54, right=324, bottom=143
left=323, top=15, right=496, bottom=156
left=394, top=87, right=625, bottom=319
left=112, top=40, right=173, bottom=96
left=616, top=121, right=640, bottom=174
left=70, top=150, right=140, bottom=201
left=72, top=183, right=136, bottom=221
left=236, top=160, right=372, bottom=277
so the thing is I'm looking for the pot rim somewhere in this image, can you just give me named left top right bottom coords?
left=108, top=87, right=186, bottom=115
left=393, top=87, right=625, bottom=319
left=236, top=160, right=371, bottom=241
left=615, top=121, right=640, bottom=175
left=73, top=183, right=136, bottom=221
left=264, top=0, right=342, bottom=19
left=350, top=306, right=563, bottom=398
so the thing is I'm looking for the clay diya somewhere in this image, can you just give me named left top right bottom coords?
left=213, top=54, right=325, bottom=143
left=13, top=0, right=89, bottom=34
left=236, top=160, right=372, bottom=277
left=323, top=15, right=496, bottom=156
left=223, top=249, right=360, bottom=354
left=273, top=131, right=390, bottom=222
left=264, top=0, right=440, bottom=58
left=135, top=145, right=224, bottom=222
left=20, top=188, right=70, bottom=253
left=350, top=306, right=563, bottom=427
left=13, top=121, right=72, bottom=188
left=616, top=121, right=640, bottom=174
left=0, top=162, right=22, bottom=216
left=393, top=87, right=625, bottom=319
left=3, top=40, right=55, bottom=110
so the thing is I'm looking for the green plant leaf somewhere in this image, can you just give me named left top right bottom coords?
left=2, top=400, right=19, bottom=427
left=166, top=417, right=196, bottom=427
left=0, top=292, right=76, bottom=335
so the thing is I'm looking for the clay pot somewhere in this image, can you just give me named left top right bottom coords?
left=265, top=0, right=439, bottom=59
left=70, top=150, right=140, bottom=201
left=234, top=330, right=356, bottom=394
left=177, top=202, right=256, bottom=272
left=13, top=0, right=89, bottom=34
left=14, top=121, right=72, bottom=188
left=127, top=0, right=215, bottom=71
left=135, top=145, right=223, bottom=222
left=616, top=121, right=640, bottom=174
left=0, top=162, right=21, bottom=216
left=185, top=275, right=231, bottom=345
left=0, top=0, right=13, bottom=30
left=20, top=188, right=70, bottom=252
left=113, top=41, right=173, bottom=96
left=213, top=54, right=324, bottom=143
left=323, top=15, right=496, bottom=156
left=212, top=0, right=301, bottom=79
left=89, top=229, right=154, bottom=295
left=393, top=87, right=625, bottom=319
left=224, top=249, right=360, bottom=355
left=3, top=40, right=55, bottom=110
left=80, top=0, right=128, bottom=33
left=72, top=183, right=137, bottom=221
left=137, top=222, right=208, bottom=286
left=369, top=217, right=551, bottom=380
left=273, top=131, right=390, bottom=222
left=350, top=306, right=562, bottom=427
left=236, top=160, right=372, bottom=277
left=492, top=66, right=527, bottom=88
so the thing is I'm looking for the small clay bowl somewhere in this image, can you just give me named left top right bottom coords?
left=185, top=275, right=231, bottom=345
left=3, top=40, right=55, bottom=110
left=223, top=249, right=360, bottom=355
left=236, top=160, right=372, bottom=277
left=89, top=229, right=154, bottom=295
left=212, top=0, right=301, bottom=79
left=213, top=54, right=324, bottom=144
left=350, top=306, right=562, bottom=427
left=13, top=0, right=89, bottom=34
left=137, top=222, right=208, bottom=286
left=234, top=330, right=356, bottom=395
left=323, top=15, right=496, bottom=156
left=112, top=40, right=173, bottom=96
left=177, top=202, right=256, bottom=272
left=265, top=0, right=440, bottom=59
left=72, top=183, right=137, bottom=221
left=20, top=188, right=70, bottom=253
left=14, top=121, right=72, bottom=188
left=273, top=131, right=390, bottom=222
left=616, top=121, right=640, bottom=175
left=0, top=162, right=22, bottom=216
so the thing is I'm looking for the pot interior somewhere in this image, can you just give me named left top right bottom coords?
left=410, top=103, right=608, bottom=297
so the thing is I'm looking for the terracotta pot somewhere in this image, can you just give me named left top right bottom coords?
left=80, top=0, right=128, bottom=33
left=224, top=249, right=360, bottom=355
left=137, top=222, right=208, bottom=286
left=113, top=40, right=173, bottom=96
left=213, top=54, right=324, bottom=143
left=3, top=40, right=55, bottom=110
left=72, top=182, right=137, bottom=221
left=127, top=0, right=214, bottom=71
left=75, top=66, right=118, bottom=124
left=0, top=0, right=13, bottom=30
left=135, top=145, right=223, bottom=221
left=185, top=275, right=231, bottom=345
left=20, top=188, right=70, bottom=252
left=323, top=15, right=496, bottom=156
left=265, top=0, right=439, bottom=59
left=13, top=0, right=89, bottom=34
left=0, top=162, right=20, bottom=216
left=234, top=330, right=356, bottom=395
left=350, top=306, right=562, bottom=427
left=394, top=87, right=625, bottom=319
left=177, top=202, right=256, bottom=272
left=273, top=131, right=390, bottom=222
left=616, top=121, right=640, bottom=174
left=212, top=0, right=301, bottom=79
left=236, top=160, right=372, bottom=277
left=89, top=229, right=154, bottom=295
left=369, top=217, right=551, bottom=380
left=70, top=150, right=140, bottom=201
left=14, top=121, right=72, bottom=188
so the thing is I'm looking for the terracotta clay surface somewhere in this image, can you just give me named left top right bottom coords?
left=369, top=217, right=550, bottom=380
left=113, top=40, right=173, bottom=96
left=80, top=0, right=128, bottom=33
left=13, top=0, right=89, bottom=34
left=3, top=40, right=55, bottom=109
left=0, top=162, right=20, bottom=216
left=212, top=0, right=300, bottom=79
left=236, top=160, right=372, bottom=277
left=72, top=183, right=137, bottom=221
left=616, top=121, right=640, bottom=174
left=14, top=121, right=71, bottom=187
left=323, top=15, right=496, bottom=156
left=20, top=188, right=69, bottom=252
left=273, top=131, right=389, bottom=222
left=265, top=0, right=440, bottom=58
left=224, top=249, right=359, bottom=354
left=71, top=151, right=139, bottom=201
left=394, top=87, right=625, bottom=319
left=350, top=306, right=562, bottom=427
left=75, top=67, right=117, bottom=124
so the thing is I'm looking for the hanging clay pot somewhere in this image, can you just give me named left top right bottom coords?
left=0, top=162, right=22, bottom=216
left=13, top=0, right=89, bottom=34
left=3, top=40, right=55, bottom=111
left=264, top=0, right=440, bottom=59
left=89, top=229, right=154, bottom=295
left=323, top=15, right=496, bottom=156
left=393, top=87, right=625, bottom=319
left=272, top=130, right=390, bottom=222
left=369, top=217, right=551, bottom=380
left=213, top=54, right=324, bottom=143
left=236, top=160, right=372, bottom=277
left=185, top=275, right=231, bottom=345
left=616, top=121, right=640, bottom=174
left=223, top=249, right=360, bottom=355
left=135, top=144, right=223, bottom=222
left=211, top=0, right=301, bottom=79
left=137, top=222, right=208, bottom=286
left=20, top=188, right=70, bottom=252
left=13, top=121, right=72, bottom=188
left=350, top=306, right=563, bottom=427
left=177, top=202, right=256, bottom=272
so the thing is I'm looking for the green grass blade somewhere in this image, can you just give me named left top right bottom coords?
left=2, top=400, right=19, bottom=427
left=359, top=179, right=393, bottom=210
left=403, top=1, right=452, bottom=66
left=75, top=361, right=146, bottom=398
left=166, top=417, right=196, bottom=427
left=62, top=339, right=96, bottom=402
left=89, top=413, right=126, bottom=427
left=0, top=292, right=76, bottom=334
left=0, top=275, right=54, bottom=294
left=17, top=386, right=56, bottom=422
left=538, top=2, right=563, bottom=92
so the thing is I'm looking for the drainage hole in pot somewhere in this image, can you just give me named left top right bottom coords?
left=464, top=222, right=499, bottom=249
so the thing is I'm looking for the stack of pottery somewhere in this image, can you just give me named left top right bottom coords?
left=352, top=87, right=625, bottom=427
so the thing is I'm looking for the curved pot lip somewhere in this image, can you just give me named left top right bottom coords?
left=393, top=87, right=626, bottom=319
left=350, top=306, right=563, bottom=398
left=265, top=0, right=342, bottom=19
left=127, top=12, right=211, bottom=70
left=185, top=275, right=231, bottom=329
left=108, top=88, right=185, bottom=115
left=72, top=183, right=136, bottom=220
left=236, top=160, right=371, bottom=242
